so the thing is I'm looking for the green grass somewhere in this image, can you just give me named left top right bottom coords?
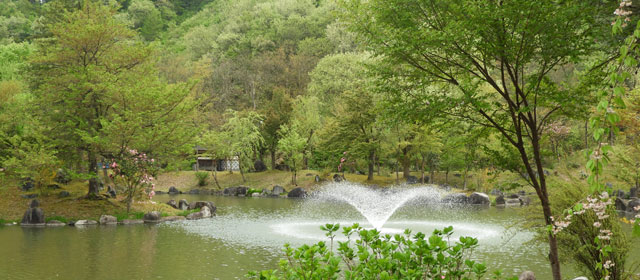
left=113, top=211, right=145, bottom=221
left=46, top=216, right=68, bottom=223
left=176, top=209, right=199, bottom=217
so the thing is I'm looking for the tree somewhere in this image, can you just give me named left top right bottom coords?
left=340, top=1, right=605, bottom=278
left=199, top=129, right=232, bottom=189
left=109, top=148, right=157, bottom=213
left=278, top=124, right=306, bottom=185
left=290, top=95, right=322, bottom=168
left=223, top=110, right=264, bottom=182
left=30, top=1, right=197, bottom=198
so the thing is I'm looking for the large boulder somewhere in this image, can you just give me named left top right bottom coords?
left=186, top=206, right=212, bottom=220
left=188, top=201, right=216, bottom=213
left=75, top=220, right=98, bottom=226
left=441, top=193, right=468, bottom=204
left=287, top=187, right=306, bottom=198
left=495, top=195, right=505, bottom=205
left=20, top=199, right=45, bottom=226
left=167, top=199, right=178, bottom=209
left=236, top=186, right=248, bottom=196
left=99, top=215, right=117, bottom=225
left=615, top=197, right=628, bottom=212
left=178, top=199, right=189, bottom=210
left=143, top=211, right=162, bottom=223
left=272, top=185, right=285, bottom=196
left=468, top=192, right=490, bottom=205
left=254, top=160, right=267, bottom=172
left=223, top=187, right=238, bottom=196
left=168, top=186, right=181, bottom=194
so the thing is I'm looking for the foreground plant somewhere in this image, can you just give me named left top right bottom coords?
left=248, top=224, right=513, bottom=280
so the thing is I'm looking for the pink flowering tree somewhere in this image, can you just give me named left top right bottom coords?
left=109, top=148, right=158, bottom=213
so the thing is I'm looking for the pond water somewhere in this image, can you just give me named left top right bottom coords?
left=0, top=185, right=617, bottom=279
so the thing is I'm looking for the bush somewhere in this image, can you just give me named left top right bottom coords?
left=195, top=171, right=209, bottom=186
left=248, top=224, right=514, bottom=280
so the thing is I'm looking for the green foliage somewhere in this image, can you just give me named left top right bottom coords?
left=195, top=171, right=209, bottom=186
left=114, top=211, right=145, bottom=221
left=248, top=224, right=514, bottom=280
left=223, top=110, right=264, bottom=180
left=176, top=208, right=199, bottom=217
left=45, top=216, right=68, bottom=223
left=277, top=124, right=306, bottom=185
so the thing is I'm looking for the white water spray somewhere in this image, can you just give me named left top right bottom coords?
left=311, top=182, right=444, bottom=229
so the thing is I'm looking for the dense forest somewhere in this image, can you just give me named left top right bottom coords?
left=3, top=0, right=640, bottom=278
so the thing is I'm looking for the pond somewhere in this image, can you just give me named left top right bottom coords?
left=0, top=185, right=619, bottom=279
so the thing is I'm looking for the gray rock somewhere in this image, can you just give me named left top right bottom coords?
left=495, top=195, right=505, bottom=205
left=20, top=179, right=34, bottom=191
left=508, top=193, right=519, bottom=199
left=75, top=220, right=98, bottom=226
left=333, top=174, right=345, bottom=182
left=188, top=201, right=216, bottom=213
left=254, top=160, right=267, bottom=172
left=20, top=199, right=45, bottom=226
left=406, top=175, right=419, bottom=184
left=161, top=216, right=186, bottom=222
left=186, top=206, right=212, bottom=220
left=518, top=190, right=526, bottom=196
left=315, top=175, right=321, bottom=182
left=287, top=187, right=306, bottom=198
left=58, top=191, right=70, bottom=198
left=188, top=189, right=200, bottom=194
left=441, top=193, right=468, bottom=204
left=261, top=189, right=272, bottom=196
left=143, top=211, right=161, bottom=223
left=46, top=220, right=66, bottom=227
left=223, top=187, right=238, bottom=196
left=99, top=215, right=117, bottom=225
left=616, top=189, right=625, bottom=198
left=572, top=277, right=588, bottom=280
left=120, top=219, right=144, bottom=225
left=178, top=199, right=189, bottom=210
left=519, top=271, right=535, bottom=280
left=630, top=187, right=638, bottom=198
left=272, top=185, right=285, bottom=195
left=168, top=186, right=180, bottom=194
left=236, top=186, right=248, bottom=196
left=251, top=192, right=261, bottom=197
left=615, top=197, right=628, bottom=212
left=468, top=192, right=490, bottom=205
left=506, top=198, right=522, bottom=206
left=167, top=199, right=178, bottom=209
left=518, top=196, right=531, bottom=206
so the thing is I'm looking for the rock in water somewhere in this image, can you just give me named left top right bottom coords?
left=272, top=185, right=285, bottom=196
left=441, top=193, right=468, bottom=204
left=495, top=195, right=505, bottom=205
left=223, top=187, right=238, bottom=196
left=287, top=187, right=306, bottom=198
left=167, top=199, right=178, bottom=209
left=628, top=199, right=640, bottom=212
left=75, top=220, right=98, bottom=226
left=20, top=199, right=45, bottom=226
left=143, top=211, right=161, bottom=223
left=46, top=220, right=66, bottom=227
left=178, top=199, right=189, bottom=210
left=186, top=206, right=212, bottom=220
left=519, top=271, right=535, bottom=280
left=168, top=186, right=180, bottom=194
left=236, top=186, right=248, bottom=196
left=468, top=192, right=490, bottom=205
left=188, top=201, right=216, bottom=213
left=99, top=215, right=117, bottom=225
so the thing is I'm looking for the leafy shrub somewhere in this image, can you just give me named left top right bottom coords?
left=45, top=216, right=68, bottom=223
left=247, top=188, right=262, bottom=196
left=195, top=171, right=209, bottom=186
left=248, top=224, right=513, bottom=280
left=177, top=209, right=199, bottom=216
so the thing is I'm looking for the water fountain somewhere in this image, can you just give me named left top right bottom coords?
left=311, top=182, right=444, bottom=229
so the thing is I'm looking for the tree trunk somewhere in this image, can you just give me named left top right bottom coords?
left=420, top=157, right=426, bottom=183
left=211, top=163, right=221, bottom=189
left=367, top=150, right=375, bottom=181
left=445, top=168, right=449, bottom=185
left=430, top=168, right=435, bottom=184
left=292, top=170, right=297, bottom=186
left=395, top=162, right=399, bottom=184
left=270, top=150, right=276, bottom=170
left=87, top=150, right=100, bottom=198
left=240, top=165, right=246, bottom=183
left=402, top=148, right=410, bottom=178
left=463, top=164, right=469, bottom=190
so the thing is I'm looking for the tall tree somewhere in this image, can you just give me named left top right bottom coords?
left=340, top=1, right=605, bottom=278
left=30, top=1, right=197, bottom=197
left=222, top=110, right=264, bottom=182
